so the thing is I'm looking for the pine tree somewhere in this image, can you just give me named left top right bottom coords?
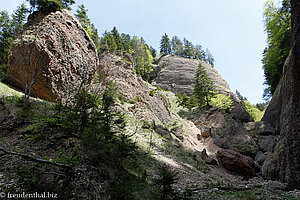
left=205, top=48, right=215, bottom=67
left=194, top=44, right=205, bottom=60
left=111, top=26, right=124, bottom=51
left=194, top=63, right=215, bottom=107
left=100, top=31, right=117, bottom=52
left=160, top=33, right=171, bottom=56
left=183, top=38, right=195, bottom=58
left=0, top=3, right=28, bottom=65
left=171, top=36, right=183, bottom=56
left=75, top=4, right=100, bottom=51
left=26, top=0, right=75, bottom=12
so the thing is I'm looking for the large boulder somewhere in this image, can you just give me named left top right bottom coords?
left=261, top=0, right=300, bottom=189
left=216, top=149, right=255, bottom=179
left=153, top=55, right=230, bottom=95
left=244, top=121, right=275, bottom=136
left=6, top=9, right=98, bottom=102
left=152, top=55, right=253, bottom=123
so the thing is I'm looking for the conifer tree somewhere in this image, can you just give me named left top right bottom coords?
left=26, top=0, right=75, bottom=12
left=160, top=33, right=171, bottom=56
left=0, top=3, right=28, bottom=65
left=75, top=4, right=100, bottom=51
left=205, top=48, right=215, bottom=67
left=183, top=38, right=195, bottom=58
left=111, top=26, right=124, bottom=51
left=171, top=36, right=183, bottom=56
left=194, top=63, right=215, bottom=107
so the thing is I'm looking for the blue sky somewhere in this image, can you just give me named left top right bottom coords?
left=2, top=0, right=268, bottom=104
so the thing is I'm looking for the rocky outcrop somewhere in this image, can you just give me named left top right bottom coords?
left=153, top=55, right=230, bottom=95
left=261, top=0, right=300, bottom=189
left=216, top=149, right=255, bottom=179
left=244, top=121, right=275, bottom=136
left=97, top=51, right=172, bottom=125
left=6, top=9, right=98, bottom=102
left=152, top=55, right=253, bottom=123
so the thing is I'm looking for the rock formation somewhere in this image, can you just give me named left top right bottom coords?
left=152, top=55, right=231, bottom=95
left=6, top=9, right=98, bottom=102
left=96, top=50, right=172, bottom=125
left=261, top=0, right=300, bottom=189
left=216, top=149, right=255, bottom=179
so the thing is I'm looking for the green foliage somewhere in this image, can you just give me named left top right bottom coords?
left=262, top=0, right=291, bottom=99
left=75, top=4, right=100, bottom=50
left=176, top=93, right=198, bottom=110
left=242, top=100, right=265, bottom=121
left=183, top=38, right=195, bottom=58
left=160, top=34, right=214, bottom=66
left=99, top=27, right=154, bottom=81
left=26, top=0, right=75, bottom=12
left=256, top=102, right=268, bottom=111
left=155, top=165, right=179, bottom=200
left=0, top=4, right=28, bottom=66
left=160, top=33, right=171, bottom=56
left=194, top=63, right=215, bottom=108
left=210, top=93, right=233, bottom=111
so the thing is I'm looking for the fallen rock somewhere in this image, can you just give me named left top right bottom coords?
left=216, top=149, right=255, bottom=179
left=258, top=135, right=277, bottom=152
left=244, top=121, right=275, bottom=136
left=255, top=151, right=266, bottom=166
left=200, top=149, right=218, bottom=166
left=6, top=9, right=98, bottom=102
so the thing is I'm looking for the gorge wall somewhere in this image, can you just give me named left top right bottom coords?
left=261, top=0, right=300, bottom=189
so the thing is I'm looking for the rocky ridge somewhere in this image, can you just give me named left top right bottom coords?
left=6, top=9, right=98, bottom=102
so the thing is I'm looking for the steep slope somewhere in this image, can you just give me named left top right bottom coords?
left=6, top=9, right=98, bottom=102
left=261, top=0, right=300, bottom=189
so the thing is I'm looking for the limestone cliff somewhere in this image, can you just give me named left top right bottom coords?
left=261, top=0, right=300, bottom=189
left=6, top=9, right=98, bottom=102
left=152, top=55, right=253, bottom=123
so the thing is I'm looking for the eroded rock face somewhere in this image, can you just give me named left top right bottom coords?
left=6, top=9, right=98, bottom=102
left=97, top=51, right=172, bottom=125
left=216, top=149, right=255, bottom=179
left=261, top=0, right=300, bottom=189
left=152, top=55, right=253, bottom=123
left=153, top=55, right=230, bottom=95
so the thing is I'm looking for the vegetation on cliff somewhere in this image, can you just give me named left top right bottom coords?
left=262, top=0, right=291, bottom=100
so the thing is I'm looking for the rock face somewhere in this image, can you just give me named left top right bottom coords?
left=97, top=51, right=172, bottom=125
left=216, top=149, right=255, bottom=179
left=153, top=55, right=231, bottom=95
left=6, top=9, right=98, bottom=102
left=261, top=0, right=300, bottom=189
left=152, top=55, right=253, bottom=123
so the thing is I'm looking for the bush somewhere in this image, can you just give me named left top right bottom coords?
left=210, top=93, right=233, bottom=111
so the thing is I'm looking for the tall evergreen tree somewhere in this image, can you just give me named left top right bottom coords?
left=26, top=0, right=75, bottom=12
left=160, top=33, right=171, bottom=56
left=205, top=48, right=215, bottom=67
left=171, top=36, right=183, bottom=56
left=183, top=38, right=195, bottom=58
left=75, top=4, right=100, bottom=51
left=100, top=31, right=117, bottom=52
left=194, top=63, right=215, bottom=107
left=0, top=3, right=28, bottom=65
left=194, top=44, right=205, bottom=60
left=111, top=26, right=124, bottom=51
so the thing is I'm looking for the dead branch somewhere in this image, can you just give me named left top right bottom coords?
left=0, top=146, right=72, bottom=170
